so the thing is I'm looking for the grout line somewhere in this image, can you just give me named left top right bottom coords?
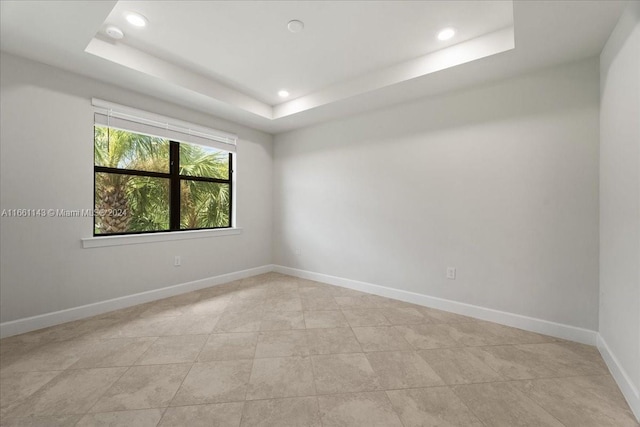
left=1, top=274, right=626, bottom=425
left=165, top=362, right=196, bottom=409
left=83, top=365, right=134, bottom=416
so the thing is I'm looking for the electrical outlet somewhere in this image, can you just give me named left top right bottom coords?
left=446, top=267, right=456, bottom=280
left=174, top=256, right=181, bottom=267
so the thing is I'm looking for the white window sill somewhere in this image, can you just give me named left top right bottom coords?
left=82, top=227, right=243, bottom=248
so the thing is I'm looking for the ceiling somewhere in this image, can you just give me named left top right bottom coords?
left=106, top=1, right=513, bottom=105
left=0, top=1, right=629, bottom=134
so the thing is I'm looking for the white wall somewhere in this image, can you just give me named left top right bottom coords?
left=274, top=58, right=600, bottom=331
left=0, top=53, right=273, bottom=323
left=599, top=1, right=640, bottom=417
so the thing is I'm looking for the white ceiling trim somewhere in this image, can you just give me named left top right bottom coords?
left=273, top=26, right=515, bottom=119
left=85, top=37, right=273, bottom=119
left=0, top=0, right=628, bottom=133
left=85, top=26, right=514, bottom=122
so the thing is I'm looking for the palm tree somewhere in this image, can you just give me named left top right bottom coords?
left=94, top=126, right=230, bottom=234
left=179, top=143, right=230, bottom=229
left=94, top=126, right=169, bottom=234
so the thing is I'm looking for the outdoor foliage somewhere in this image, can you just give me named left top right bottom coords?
left=94, top=126, right=230, bottom=234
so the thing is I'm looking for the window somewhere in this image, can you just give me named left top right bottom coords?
left=92, top=99, right=236, bottom=236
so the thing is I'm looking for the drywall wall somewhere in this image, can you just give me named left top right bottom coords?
left=0, top=52, right=273, bottom=323
left=599, top=1, right=640, bottom=416
left=274, top=58, right=600, bottom=331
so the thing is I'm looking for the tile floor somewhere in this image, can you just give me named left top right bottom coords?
left=0, top=273, right=637, bottom=426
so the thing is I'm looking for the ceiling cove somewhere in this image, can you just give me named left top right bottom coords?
left=85, top=1, right=515, bottom=120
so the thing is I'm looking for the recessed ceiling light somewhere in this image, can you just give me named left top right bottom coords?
left=105, top=25, right=124, bottom=40
left=125, top=12, right=148, bottom=28
left=287, top=20, right=304, bottom=33
left=437, top=27, right=456, bottom=41
left=278, top=90, right=290, bottom=98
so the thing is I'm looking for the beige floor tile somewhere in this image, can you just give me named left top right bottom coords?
left=365, top=351, right=444, bottom=389
left=264, top=296, right=302, bottom=312
left=453, top=321, right=554, bottom=346
left=196, top=284, right=237, bottom=299
left=326, top=287, right=369, bottom=297
left=417, top=307, right=477, bottom=323
left=515, top=341, right=609, bottom=376
left=137, top=294, right=200, bottom=318
left=2, top=274, right=636, bottom=426
left=260, top=311, right=305, bottom=331
left=297, top=279, right=331, bottom=289
left=76, top=408, right=163, bottom=427
left=4, top=367, right=126, bottom=417
left=265, top=283, right=300, bottom=297
left=0, top=342, right=43, bottom=368
left=186, top=295, right=232, bottom=316
left=297, top=285, right=330, bottom=294
left=91, top=364, right=190, bottom=412
left=334, top=296, right=380, bottom=309
left=311, top=353, right=381, bottom=395
left=445, top=322, right=514, bottom=346
left=352, top=327, right=413, bottom=352
left=466, top=345, right=562, bottom=379
left=299, top=287, right=334, bottom=299
left=96, top=305, right=149, bottom=322
left=453, top=382, right=564, bottom=426
left=0, top=371, right=62, bottom=411
left=67, top=337, right=157, bottom=369
left=240, top=396, right=321, bottom=427
left=197, top=333, right=258, bottom=362
left=394, top=324, right=461, bottom=349
left=135, top=335, right=207, bottom=365
left=468, top=341, right=609, bottom=380
left=0, top=415, right=82, bottom=426
left=0, top=340, right=87, bottom=374
left=386, top=387, right=483, bottom=427
left=159, top=402, right=244, bottom=427
left=172, top=360, right=253, bottom=405
left=306, top=328, right=362, bottom=354
left=513, top=375, right=639, bottom=427
left=214, top=310, right=263, bottom=333
left=160, top=314, right=221, bottom=336
left=303, top=310, right=349, bottom=329
left=227, top=287, right=268, bottom=302
left=368, top=295, right=404, bottom=308
left=240, top=274, right=272, bottom=287
left=96, top=316, right=171, bottom=339
left=224, top=298, right=265, bottom=313
left=255, top=330, right=309, bottom=358
left=317, top=391, right=403, bottom=427
left=341, top=309, right=390, bottom=327
left=301, top=297, right=339, bottom=311
left=379, top=308, right=427, bottom=325
left=382, top=299, right=421, bottom=309
left=246, top=356, right=315, bottom=400
left=487, top=323, right=556, bottom=345
left=418, top=348, right=504, bottom=384
left=74, top=319, right=137, bottom=342
left=0, top=318, right=106, bottom=346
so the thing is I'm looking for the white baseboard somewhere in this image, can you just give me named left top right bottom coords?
left=597, top=334, right=640, bottom=420
left=0, top=264, right=274, bottom=339
left=274, top=265, right=598, bottom=346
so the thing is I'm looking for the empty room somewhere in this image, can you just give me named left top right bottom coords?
left=0, top=0, right=638, bottom=426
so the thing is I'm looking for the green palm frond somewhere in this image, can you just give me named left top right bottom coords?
left=95, top=126, right=230, bottom=233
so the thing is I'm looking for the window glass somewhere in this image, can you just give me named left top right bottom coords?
left=94, top=127, right=232, bottom=236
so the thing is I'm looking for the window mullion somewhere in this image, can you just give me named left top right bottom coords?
left=169, top=141, right=181, bottom=230
left=229, top=153, right=233, bottom=227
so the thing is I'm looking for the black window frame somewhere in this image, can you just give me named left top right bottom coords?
left=94, top=139, right=233, bottom=237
